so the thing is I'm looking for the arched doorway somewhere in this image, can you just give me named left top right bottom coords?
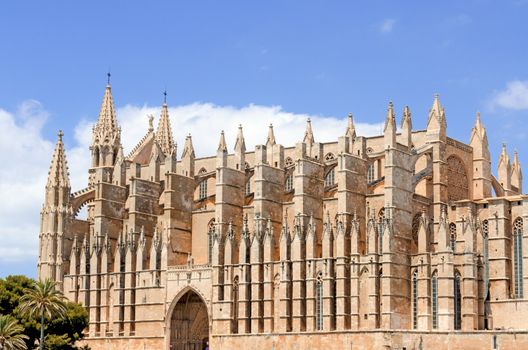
left=169, top=290, right=209, bottom=350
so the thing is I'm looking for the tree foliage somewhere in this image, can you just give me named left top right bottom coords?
left=0, top=314, right=28, bottom=350
left=0, top=276, right=88, bottom=350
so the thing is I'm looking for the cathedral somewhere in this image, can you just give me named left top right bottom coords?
left=38, top=81, right=528, bottom=349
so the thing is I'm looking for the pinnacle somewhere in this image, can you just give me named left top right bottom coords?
left=384, top=100, right=396, bottom=131
left=182, top=134, right=195, bottom=158
left=94, top=82, right=120, bottom=141
left=303, top=118, right=314, bottom=144
left=218, top=130, right=227, bottom=152
left=401, top=106, right=412, bottom=128
left=346, top=113, right=356, bottom=140
left=234, top=124, right=246, bottom=152
left=266, top=123, right=276, bottom=146
left=47, top=130, right=70, bottom=189
left=155, top=100, right=175, bottom=156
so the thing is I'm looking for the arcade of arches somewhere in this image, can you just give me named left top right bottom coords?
left=169, top=290, right=209, bottom=350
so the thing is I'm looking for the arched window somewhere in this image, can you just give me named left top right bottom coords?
left=208, top=220, right=215, bottom=264
left=285, top=174, right=293, bottom=192
left=199, top=180, right=207, bottom=200
left=324, top=168, right=335, bottom=187
left=513, top=217, right=524, bottom=298
left=482, top=220, right=490, bottom=298
left=316, top=273, right=323, bottom=330
left=450, top=223, right=457, bottom=253
left=412, top=270, right=418, bottom=329
left=431, top=271, right=438, bottom=329
left=454, top=271, right=462, bottom=330
left=367, top=163, right=375, bottom=183
left=232, top=276, right=239, bottom=333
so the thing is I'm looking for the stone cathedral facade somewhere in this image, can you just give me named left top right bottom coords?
left=38, top=82, right=528, bottom=350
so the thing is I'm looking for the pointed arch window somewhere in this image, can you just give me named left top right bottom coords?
left=324, top=168, right=335, bottom=187
left=412, top=270, right=418, bottom=329
left=245, top=180, right=251, bottom=195
left=367, top=163, right=375, bottom=183
left=454, top=271, right=462, bottom=330
left=482, top=220, right=490, bottom=298
left=208, top=220, right=215, bottom=264
left=199, top=180, right=208, bottom=200
left=449, top=223, right=457, bottom=253
left=513, top=217, right=523, bottom=298
left=285, top=174, right=293, bottom=192
left=316, top=273, right=323, bottom=330
left=431, top=271, right=438, bottom=329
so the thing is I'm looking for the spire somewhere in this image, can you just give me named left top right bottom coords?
left=345, top=113, right=356, bottom=141
left=47, top=130, right=70, bottom=189
left=470, top=111, right=488, bottom=144
left=234, top=124, right=246, bottom=153
left=181, top=134, right=195, bottom=159
left=93, top=78, right=120, bottom=142
left=266, top=123, right=276, bottom=146
left=155, top=95, right=175, bottom=156
left=303, top=118, right=314, bottom=145
left=217, top=130, right=227, bottom=152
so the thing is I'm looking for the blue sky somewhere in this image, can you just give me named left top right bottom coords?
left=1, top=1, right=527, bottom=277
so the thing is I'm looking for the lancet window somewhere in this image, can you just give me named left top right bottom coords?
left=513, top=217, right=523, bottom=298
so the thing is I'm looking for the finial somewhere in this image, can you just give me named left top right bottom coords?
left=57, top=129, right=64, bottom=140
left=107, top=71, right=111, bottom=86
left=163, top=89, right=167, bottom=104
left=148, top=114, right=154, bottom=132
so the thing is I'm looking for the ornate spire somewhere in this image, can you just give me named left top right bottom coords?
left=234, top=124, right=246, bottom=153
left=47, top=130, right=70, bottom=189
left=155, top=94, right=175, bottom=156
left=181, top=134, right=195, bottom=159
left=345, top=113, right=356, bottom=141
left=266, top=123, right=276, bottom=146
left=93, top=78, right=120, bottom=143
left=303, top=118, right=314, bottom=145
left=217, top=130, right=227, bottom=152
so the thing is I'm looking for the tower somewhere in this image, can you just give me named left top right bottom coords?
left=38, top=130, right=73, bottom=286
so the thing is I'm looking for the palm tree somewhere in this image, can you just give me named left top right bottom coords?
left=18, top=279, right=67, bottom=350
left=0, top=314, right=28, bottom=350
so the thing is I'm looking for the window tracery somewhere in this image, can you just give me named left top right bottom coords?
left=447, top=156, right=469, bottom=202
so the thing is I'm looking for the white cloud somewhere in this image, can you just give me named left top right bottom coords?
left=0, top=100, right=383, bottom=272
left=379, top=19, right=396, bottom=34
left=489, top=80, right=528, bottom=111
